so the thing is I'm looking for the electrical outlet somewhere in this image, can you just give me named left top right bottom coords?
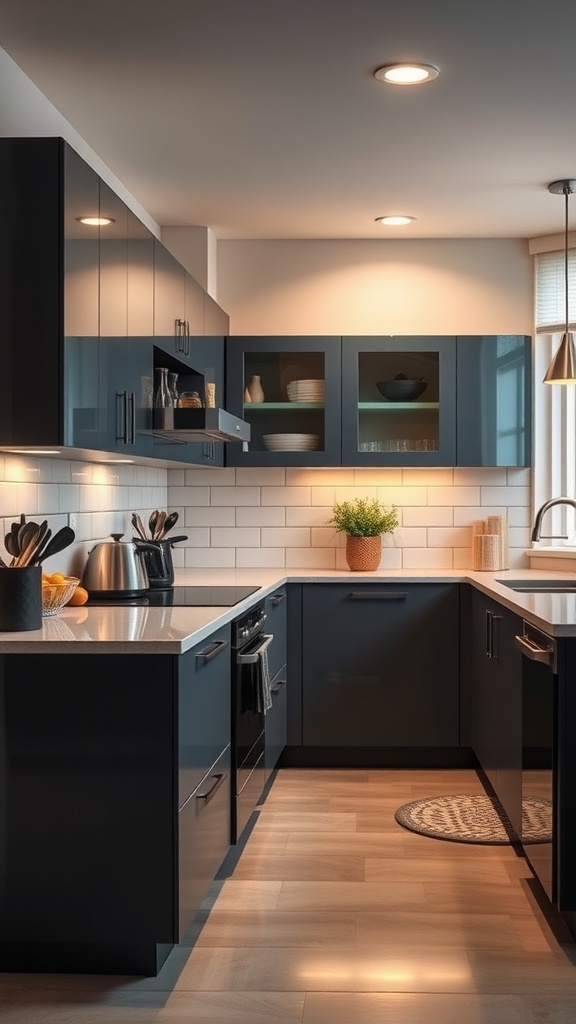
left=68, top=513, right=77, bottom=532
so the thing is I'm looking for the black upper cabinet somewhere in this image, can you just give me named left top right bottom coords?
left=225, top=336, right=342, bottom=466
left=457, top=335, right=531, bottom=467
left=342, top=336, right=456, bottom=466
left=224, top=335, right=531, bottom=467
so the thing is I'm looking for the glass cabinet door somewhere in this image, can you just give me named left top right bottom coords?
left=226, top=337, right=341, bottom=465
left=341, top=337, right=456, bottom=465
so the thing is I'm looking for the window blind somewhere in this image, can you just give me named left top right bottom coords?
left=535, top=249, right=576, bottom=332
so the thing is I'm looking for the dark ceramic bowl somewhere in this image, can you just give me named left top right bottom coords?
left=376, top=379, right=428, bottom=401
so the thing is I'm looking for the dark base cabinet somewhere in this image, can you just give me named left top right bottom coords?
left=300, top=583, right=460, bottom=753
left=469, top=588, right=523, bottom=837
left=0, top=634, right=231, bottom=975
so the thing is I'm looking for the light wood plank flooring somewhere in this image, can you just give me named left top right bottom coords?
left=2, top=768, right=576, bottom=1023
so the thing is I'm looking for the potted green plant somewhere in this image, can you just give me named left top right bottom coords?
left=328, top=496, right=398, bottom=570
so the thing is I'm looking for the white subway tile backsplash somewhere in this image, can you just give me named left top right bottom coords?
left=38, top=484, right=60, bottom=514
left=427, top=526, right=471, bottom=548
left=236, top=547, right=285, bottom=568
left=211, top=485, right=260, bottom=506
left=0, top=482, right=19, bottom=516
left=211, top=526, right=260, bottom=547
left=186, top=506, right=236, bottom=527
left=181, top=527, right=211, bottom=547
left=311, top=486, right=336, bottom=506
left=353, top=468, right=403, bottom=485
left=185, top=547, right=236, bottom=568
left=167, top=469, right=185, bottom=486
left=262, top=526, right=310, bottom=547
left=508, top=506, right=531, bottom=528
left=17, top=483, right=39, bottom=516
left=507, top=468, right=531, bottom=485
left=453, top=467, right=507, bottom=485
left=508, top=526, right=531, bottom=549
left=311, top=526, right=341, bottom=547
left=170, top=486, right=210, bottom=506
left=402, top=468, right=454, bottom=486
left=286, top=547, right=336, bottom=568
left=402, top=548, right=454, bottom=569
left=262, top=486, right=310, bottom=506
left=394, top=527, right=428, bottom=547
left=287, top=468, right=353, bottom=486
left=287, top=506, right=332, bottom=527
left=481, top=486, right=530, bottom=506
left=237, top=467, right=286, bottom=486
left=185, top=467, right=236, bottom=486
left=335, top=485, right=378, bottom=502
left=378, top=486, right=428, bottom=506
left=453, top=505, right=506, bottom=526
left=402, top=506, right=453, bottom=527
left=428, top=486, right=480, bottom=506
left=236, top=506, right=285, bottom=527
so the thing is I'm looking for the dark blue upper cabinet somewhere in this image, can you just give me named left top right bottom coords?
left=341, top=336, right=457, bottom=466
left=456, top=335, right=532, bottom=467
left=225, top=336, right=342, bottom=466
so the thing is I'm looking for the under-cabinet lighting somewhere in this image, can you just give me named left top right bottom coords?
left=75, top=216, right=115, bottom=226
left=374, top=63, right=440, bottom=85
left=1, top=448, right=62, bottom=455
left=375, top=215, right=416, bottom=226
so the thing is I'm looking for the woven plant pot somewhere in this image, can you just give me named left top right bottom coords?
left=345, top=535, right=382, bottom=571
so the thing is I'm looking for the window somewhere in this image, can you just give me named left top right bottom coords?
left=534, top=251, right=576, bottom=542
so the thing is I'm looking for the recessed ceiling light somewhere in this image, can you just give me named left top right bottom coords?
left=76, top=216, right=116, bottom=226
left=374, top=63, right=440, bottom=85
left=375, top=215, right=416, bottom=226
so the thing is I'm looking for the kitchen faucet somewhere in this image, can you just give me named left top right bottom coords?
left=531, top=496, right=576, bottom=542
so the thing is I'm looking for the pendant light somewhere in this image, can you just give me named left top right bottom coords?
left=543, top=179, right=576, bottom=384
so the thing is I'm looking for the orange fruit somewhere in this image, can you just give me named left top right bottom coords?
left=49, top=572, right=66, bottom=584
left=67, top=586, right=89, bottom=606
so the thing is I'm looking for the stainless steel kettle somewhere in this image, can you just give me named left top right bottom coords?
left=82, top=533, right=156, bottom=598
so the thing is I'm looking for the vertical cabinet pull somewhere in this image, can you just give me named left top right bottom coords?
left=128, top=391, right=136, bottom=445
left=491, top=614, right=502, bottom=661
left=196, top=771, right=226, bottom=807
left=116, top=390, right=128, bottom=444
left=485, top=608, right=493, bottom=659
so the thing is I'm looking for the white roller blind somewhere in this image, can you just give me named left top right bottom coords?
left=535, top=249, right=576, bottom=332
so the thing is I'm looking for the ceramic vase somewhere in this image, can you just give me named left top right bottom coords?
left=246, top=374, right=265, bottom=403
left=345, top=535, right=382, bottom=571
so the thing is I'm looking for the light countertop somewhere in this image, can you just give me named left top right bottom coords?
left=1, top=567, right=576, bottom=653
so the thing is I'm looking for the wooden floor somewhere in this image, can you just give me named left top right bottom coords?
left=2, top=768, right=576, bottom=1023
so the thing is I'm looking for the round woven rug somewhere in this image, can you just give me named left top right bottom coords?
left=394, top=794, right=552, bottom=845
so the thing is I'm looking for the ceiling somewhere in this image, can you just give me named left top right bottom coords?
left=1, top=0, right=576, bottom=240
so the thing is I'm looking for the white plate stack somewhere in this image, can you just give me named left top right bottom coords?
left=263, top=433, right=319, bottom=451
left=286, top=379, right=325, bottom=402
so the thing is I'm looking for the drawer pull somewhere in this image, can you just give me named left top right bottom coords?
left=270, top=678, right=286, bottom=694
left=270, top=592, right=286, bottom=605
left=237, top=634, right=273, bottom=664
left=196, top=771, right=226, bottom=806
left=196, top=639, right=229, bottom=664
left=349, top=591, right=408, bottom=600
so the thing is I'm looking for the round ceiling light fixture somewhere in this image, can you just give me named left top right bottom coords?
left=375, top=215, right=416, bottom=226
left=374, top=63, right=440, bottom=85
left=76, top=216, right=116, bottom=226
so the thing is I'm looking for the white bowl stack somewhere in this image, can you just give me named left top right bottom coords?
left=286, top=379, right=325, bottom=402
left=263, top=433, right=319, bottom=451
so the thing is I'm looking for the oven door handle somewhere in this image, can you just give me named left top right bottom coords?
left=237, top=634, right=273, bottom=664
left=514, top=633, right=555, bottom=666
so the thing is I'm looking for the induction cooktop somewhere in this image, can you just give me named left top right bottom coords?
left=88, top=585, right=261, bottom=607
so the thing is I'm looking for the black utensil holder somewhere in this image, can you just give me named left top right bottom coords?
left=0, top=566, right=42, bottom=631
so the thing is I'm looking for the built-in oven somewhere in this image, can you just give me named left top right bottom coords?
left=514, top=620, right=556, bottom=901
left=231, top=599, right=273, bottom=843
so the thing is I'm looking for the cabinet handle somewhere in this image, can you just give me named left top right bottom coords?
left=196, top=771, right=226, bottom=807
left=237, top=634, right=273, bottom=664
left=128, top=391, right=136, bottom=445
left=491, top=614, right=502, bottom=661
left=485, top=609, right=493, bottom=659
left=116, top=390, right=128, bottom=443
left=514, top=633, right=555, bottom=667
left=195, top=639, right=230, bottom=663
left=184, top=320, right=190, bottom=356
left=270, top=592, right=286, bottom=605
left=349, top=591, right=408, bottom=600
left=270, top=678, right=286, bottom=694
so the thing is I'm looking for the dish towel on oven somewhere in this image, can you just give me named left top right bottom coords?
left=255, top=646, right=273, bottom=714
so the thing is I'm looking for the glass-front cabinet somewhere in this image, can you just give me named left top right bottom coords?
left=341, top=336, right=456, bottom=466
left=226, top=337, right=342, bottom=466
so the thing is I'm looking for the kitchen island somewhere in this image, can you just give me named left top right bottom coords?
left=1, top=566, right=575, bottom=975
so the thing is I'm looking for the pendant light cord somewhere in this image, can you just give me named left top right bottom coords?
left=561, top=182, right=565, bottom=329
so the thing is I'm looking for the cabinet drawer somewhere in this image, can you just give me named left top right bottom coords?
left=265, top=666, right=287, bottom=780
left=178, top=624, right=231, bottom=808
left=178, top=745, right=231, bottom=940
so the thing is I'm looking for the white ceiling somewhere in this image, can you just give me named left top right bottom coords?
left=1, top=0, right=576, bottom=240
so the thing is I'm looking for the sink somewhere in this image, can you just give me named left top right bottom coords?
left=496, top=578, right=576, bottom=593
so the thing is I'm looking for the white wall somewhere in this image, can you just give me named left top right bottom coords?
left=217, top=238, right=533, bottom=335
